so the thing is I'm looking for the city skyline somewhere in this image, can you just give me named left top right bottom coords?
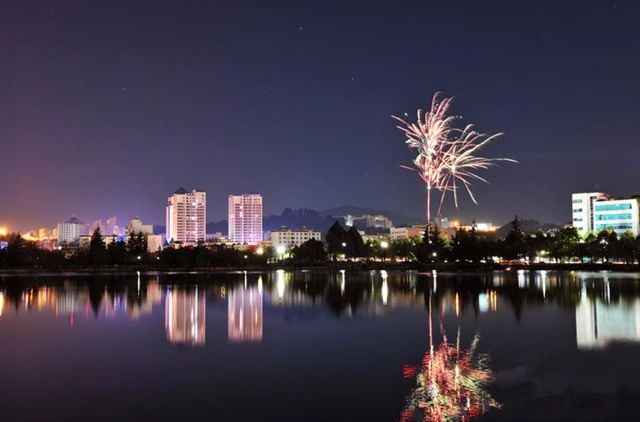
left=3, top=1, right=639, bottom=231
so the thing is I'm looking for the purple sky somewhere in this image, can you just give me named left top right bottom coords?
left=2, top=1, right=639, bottom=231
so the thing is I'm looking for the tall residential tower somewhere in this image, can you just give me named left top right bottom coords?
left=228, top=194, right=263, bottom=245
left=166, top=188, right=206, bottom=244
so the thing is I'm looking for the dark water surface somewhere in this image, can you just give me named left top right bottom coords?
left=1, top=270, right=640, bottom=421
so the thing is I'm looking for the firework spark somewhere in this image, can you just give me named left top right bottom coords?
left=393, top=93, right=516, bottom=225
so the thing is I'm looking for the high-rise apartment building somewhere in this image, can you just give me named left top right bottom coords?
left=57, top=217, right=87, bottom=245
left=166, top=188, right=206, bottom=244
left=228, top=193, right=263, bottom=245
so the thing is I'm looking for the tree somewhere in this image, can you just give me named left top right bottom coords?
left=346, top=226, right=366, bottom=257
left=291, top=239, right=328, bottom=264
left=127, top=231, right=148, bottom=258
left=326, top=221, right=347, bottom=259
left=88, top=227, right=107, bottom=265
left=418, top=224, right=446, bottom=263
left=596, top=230, right=618, bottom=263
left=548, top=227, right=579, bottom=263
left=503, top=216, right=525, bottom=260
left=107, top=239, right=128, bottom=265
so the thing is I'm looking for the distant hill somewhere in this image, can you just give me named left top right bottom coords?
left=158, top=206, right=422, bottom=237
left=319, top=206, right=422, bottom=227
left=495, top=218, right=561, bottom=238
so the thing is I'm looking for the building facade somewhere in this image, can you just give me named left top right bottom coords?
left=228, top=194, right=263, bottom=245
left=571, top=192, right=609, bottom=234
left=166, top=188, right=206, bottom=244
left=127, top=217, right=153, bottom=235
left=593, top=198, right=640, bottom=236
left=389, top=225, right=425, bottom=241
left=572, top=192, right=640, bottom=236
left=57, top=217, right=87, bottom=245
left=270, top=227, right=321, bottom=250
left=345, top=214, right=393, bottom=229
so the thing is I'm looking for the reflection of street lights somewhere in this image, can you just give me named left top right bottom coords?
left=381, top=269, right=388, bottom=305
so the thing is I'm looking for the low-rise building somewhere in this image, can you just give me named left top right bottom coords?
left=79, top=234, right=118, bottom=249
left=270, top=227, right=321, bottom=250
left=345, top=214, right=393, bottom=229
left=389, top=225, right=425, bottom=241
left=126, top=217, right=154, bottom=235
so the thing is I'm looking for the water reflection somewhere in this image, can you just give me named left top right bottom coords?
left=5, top=271, right=640, bottom=419
left=165, top=286, right=206, bottom=346
left=402, top=279, right=499, bottom=421
left=228, top=281, right=263, bottom=343
left=3, top=270, right=640, bottom=350
left=576, top=287, right=640, bottom=349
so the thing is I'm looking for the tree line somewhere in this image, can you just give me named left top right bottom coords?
left=3, top=217, right=640, bottom=269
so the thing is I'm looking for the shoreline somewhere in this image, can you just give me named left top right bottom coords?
left=1, top=261, right=640, bottom=276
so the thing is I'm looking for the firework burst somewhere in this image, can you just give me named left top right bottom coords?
left=393, top=93, right=516, bottom=225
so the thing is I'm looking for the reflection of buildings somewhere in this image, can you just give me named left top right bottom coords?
left=165, top=287, right=206, bottom=346
left=228, top=285, right=263, bottom=342
left=576, top=292, right=640, bottom=349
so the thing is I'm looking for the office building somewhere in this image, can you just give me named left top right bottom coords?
left=166, top=188, right=206, bottom=244
left=572, top=192, right=640, bottom=236
left=571, top=192, right=610, bottom=234
left=270, top=227, right=321, bottom=250
left=228, top=193, right=263, bottom=245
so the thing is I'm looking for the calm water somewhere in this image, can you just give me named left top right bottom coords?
left=1, top=270, right=640, bottom=421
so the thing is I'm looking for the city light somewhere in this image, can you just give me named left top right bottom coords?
left=0, top=227, right=7, bottom=236
left=256, top=246, right=264, bottom=255
left=276, top=245, right=286, bottom=256
left=380, top=240, right=389, bottom=249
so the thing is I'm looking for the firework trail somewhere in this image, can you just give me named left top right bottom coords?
left=393, top=93, right=516, bottom=225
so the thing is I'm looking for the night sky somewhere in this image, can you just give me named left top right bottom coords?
left=2, top=0, right=639, bottom=231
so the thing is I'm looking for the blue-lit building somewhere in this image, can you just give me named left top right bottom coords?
left=572, top=192, right=640, bottom=236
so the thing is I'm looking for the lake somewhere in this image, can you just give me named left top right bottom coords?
left=1, top=270, right=640, bottom=421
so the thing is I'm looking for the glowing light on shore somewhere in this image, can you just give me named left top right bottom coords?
left=393, top=92, right=516, bottom=224
left=0, top=228, right=8, bottom=236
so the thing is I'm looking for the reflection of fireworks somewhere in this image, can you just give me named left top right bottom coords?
left=401, top=296, right=499, bottom=421
left=393, top=92, right=516, bottom=224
